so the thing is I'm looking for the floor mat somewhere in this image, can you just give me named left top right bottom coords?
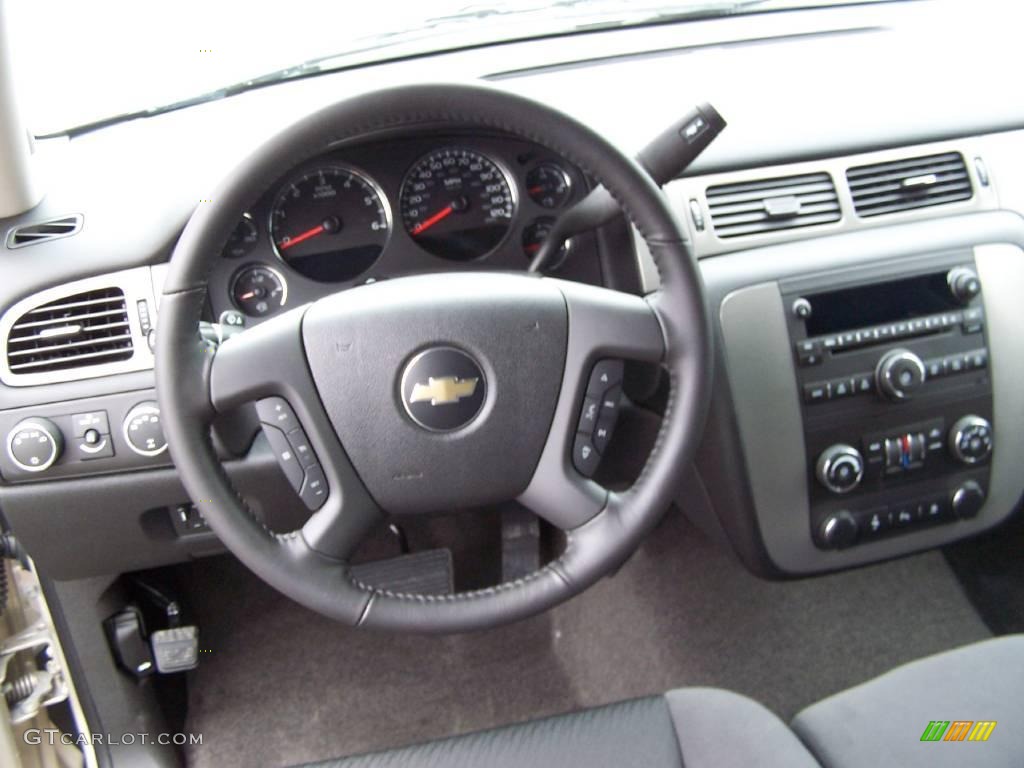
left=180, top=510, right=989, bottom=768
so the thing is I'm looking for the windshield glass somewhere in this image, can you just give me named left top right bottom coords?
left=12, top=0, right=884, bottom=136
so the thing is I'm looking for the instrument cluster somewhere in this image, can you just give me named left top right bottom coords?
left=211, top=133, right=598, bottom=322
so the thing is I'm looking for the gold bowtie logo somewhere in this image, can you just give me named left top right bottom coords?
left=409, top=376, right=479, bottom=406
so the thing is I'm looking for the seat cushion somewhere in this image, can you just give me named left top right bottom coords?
left=792, top=634, right=1024, bottom=768
left=301, top=689, right=818, bottom=768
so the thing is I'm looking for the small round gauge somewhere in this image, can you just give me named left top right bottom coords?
left=522, top=218, right=572, bottom=271
left=526, top=163, right=572, bottom=209
left=224, top=214, right=259, bottom=258
left=400, top=147, right=515, bottom=261
left=270, top=166, right=390, bottom=282
left=230, top=265, right=287, bottom=318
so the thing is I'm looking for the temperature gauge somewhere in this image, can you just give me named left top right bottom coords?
left=523, top=218, right=572, bottom=271
left=231, top=265, right=287, bottom=318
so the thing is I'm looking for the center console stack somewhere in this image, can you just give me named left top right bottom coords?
left=781, top=252, right=992, bottom=551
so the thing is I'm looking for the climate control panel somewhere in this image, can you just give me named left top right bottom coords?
left=0, top=392, right=173, bottom=482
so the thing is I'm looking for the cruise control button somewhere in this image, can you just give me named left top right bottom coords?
left=262, top=424, right=304, bottom=492
left=572, top=434, right=600, bottom=477
left=578, top=397, right=600, bottom=434
left=586, top=359, right=624, bottom=396
left=256, top=397, right=299, bottom=432
left=286, top=428, right=318, bottom=468
left=299, top=464, right=328, bottom=510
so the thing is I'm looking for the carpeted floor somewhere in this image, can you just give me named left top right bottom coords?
left=180, top=508, right=990, bottom=768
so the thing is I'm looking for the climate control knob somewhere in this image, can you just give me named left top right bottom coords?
left=948, top=415, right=993, bottom=465
left=123, top=402, right=167, bottom=457
left=875, top=348, right=926, bottom=401
left=6, top=418, right=64, bottom=472
left=815, top=444, right=864, bottom=495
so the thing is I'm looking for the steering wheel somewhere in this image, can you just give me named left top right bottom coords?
left=156, top=83, right=712, bottom=633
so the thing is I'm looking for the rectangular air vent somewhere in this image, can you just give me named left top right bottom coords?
left=706, top=172, right=841, bottom=238
left=5, top=214, right=83, bottom=249
left=6, top=287, right=133, bottom=375
left=847, top=152, right=972, bottom=218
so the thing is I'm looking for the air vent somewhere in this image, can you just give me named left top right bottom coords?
left=847, top=152, right=972, bottom=218
left=5, top=287, right=133, bottom=375
left=706, top=173, right=841, bottom=238
left=5, top=214, right=83, bottom=249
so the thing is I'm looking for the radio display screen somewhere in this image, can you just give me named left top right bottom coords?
left=805, top=272, right=959, bottom=337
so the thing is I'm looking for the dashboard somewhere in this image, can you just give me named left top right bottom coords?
left=208, top=133, right=603, bottom=325
left=1, top=1, right=1023, bottom=585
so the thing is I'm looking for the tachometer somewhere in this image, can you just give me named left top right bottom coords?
left=399, top=148, right=515, bottom=261
left=270, top=166, right=390, bottom=282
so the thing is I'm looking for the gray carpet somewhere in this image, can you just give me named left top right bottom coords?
left=181, top=509, right=989, bottom=768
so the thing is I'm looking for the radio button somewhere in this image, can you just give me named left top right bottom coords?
left=965, top=349, right=988, bottom=370
left=925, top=358, right=945, bottom=379
left=831, top=378, right=853, bottom=399
left=803, top=382, right=830, bottom=404
left=853, top=374, right=873, bottom=394
left=947, top=355, right=965, bottom=374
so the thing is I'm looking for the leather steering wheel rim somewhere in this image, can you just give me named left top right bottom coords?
left=156, top=83, right=712, bottom=633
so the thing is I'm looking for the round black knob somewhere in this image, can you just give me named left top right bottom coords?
left=6, top=418, right=64, bottom=472
left=875, top=348, right=926, bottom=401
left=123, top=402, right=168, bottom=457
left=817, top=510, right=859, bottom=549
left=951, top=480, right=985, bottom=519
left=947, top=266, right=981, bottom=305
left=816, top=444, right=864, bottom=494
left=949, top=415, right=993, bottom=465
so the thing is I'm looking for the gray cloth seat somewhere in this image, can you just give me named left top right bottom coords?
left=302, top=635, right=1023, bottom=768
left=792, top=634, right=1024, bottom=768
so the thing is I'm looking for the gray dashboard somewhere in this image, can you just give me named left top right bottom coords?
left=1, top=1, right=1023, bottom=581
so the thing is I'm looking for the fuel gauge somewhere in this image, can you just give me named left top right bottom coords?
left=231, top=265, right=287, bottom=318
left=523, top=218, right=572, bottom=271
left=526, top=163, right=572, bottom=209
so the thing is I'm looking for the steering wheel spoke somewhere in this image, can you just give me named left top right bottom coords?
left=208, top=304, right=384, bottom=560
left=518, top=280, right=666, bottom=530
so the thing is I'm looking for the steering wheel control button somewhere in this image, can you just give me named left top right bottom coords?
left=256, top=397, right=299, bottom=433
left=400, top=347, right=486, bottom=432
left=299, top=464, right=328, bottom=510
left=815, top=444, right=864, bottom=495
left=7, top=419, right=63, bottom=473
left=578, top=397, right=600, bottom=434
left=262, top=424, right=304, bottom=493
left=586, top=359, right=624, bottom=396
left=572, top=434, right=600, bottom=478
left=71, top=410, right=110, bottom=437
left=593, top=412, right=617, bottom=455
left=123, top=402, right=168, bottom=457
left=286, top=428, right=318, bottom=469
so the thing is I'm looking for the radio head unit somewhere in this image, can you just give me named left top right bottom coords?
left=781, top=253, right=992, bottom=552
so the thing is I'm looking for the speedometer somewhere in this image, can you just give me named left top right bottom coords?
left=399, top=148, right=515, bottom=261
left=270, top=165, right=390, bottom=282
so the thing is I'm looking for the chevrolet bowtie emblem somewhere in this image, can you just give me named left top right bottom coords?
left=409, top=376, right=479, bottom=406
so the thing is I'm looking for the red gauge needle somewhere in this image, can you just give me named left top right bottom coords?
left=410, top=204, right=454, bottom=236
left=278, top=224, right=325, bottom=251
left=528, top=186, right=544, bottom=195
